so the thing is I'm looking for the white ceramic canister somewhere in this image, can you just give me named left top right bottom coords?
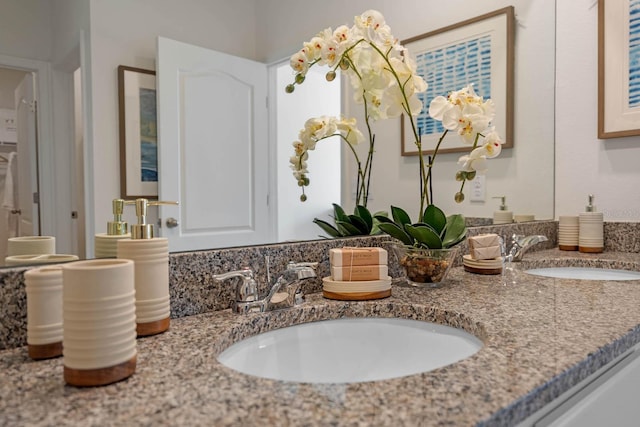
left=62, top=258, right=137, bottom=387
left=24, top=266, right=64, bottom=360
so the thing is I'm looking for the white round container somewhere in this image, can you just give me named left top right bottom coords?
left=7, top=236, right=55, bottom=256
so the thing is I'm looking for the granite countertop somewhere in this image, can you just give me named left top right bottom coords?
left=2, top=249, right=640, bottom=426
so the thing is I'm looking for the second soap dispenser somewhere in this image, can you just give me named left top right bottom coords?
left=95, top=199, right=131, bottom=258
left=117, top=198, right=178, bottom=336
left=492, top=196, right=514, bottom=225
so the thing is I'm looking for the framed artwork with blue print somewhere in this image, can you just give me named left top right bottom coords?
left=118, top=65, right=158, bottom=199
left=598, top=0, right=640, bottom=138
left=401, top=7, right=514, bottom=156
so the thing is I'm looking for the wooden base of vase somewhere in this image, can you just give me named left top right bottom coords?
left=28, top=342, right=62, bottom=360
left=579, top=246, right=603, bottom=253
left=137, top=317, right=170, bottom=337
left=323, top=289, right=391, bottom=301
left=559, top=245, right=578, bottom=251
left=64, top=355, right=136, bottom=387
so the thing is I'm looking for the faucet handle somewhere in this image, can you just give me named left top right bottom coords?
left=287, top=261, right=319, bottom=270
left=287, top=262, right=318, bottom=279
left=213, top=267, right=258, bottom=302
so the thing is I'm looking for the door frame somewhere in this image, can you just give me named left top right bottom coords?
left=0, top=54, right=55, bottom=240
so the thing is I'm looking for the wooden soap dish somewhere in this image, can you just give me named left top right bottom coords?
left=323, top=289, right=391, bottom=301
left=463, top=265, right=503, bottom=275
left=64, top=355, right=137, bottom=387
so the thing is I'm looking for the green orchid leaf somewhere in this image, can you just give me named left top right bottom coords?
left=373, top=214, right=395, bottom=224
left=391, top=206, right=412, bottom=228
left=347, top=214, right=370, bottom=235
left=405, top=224, right=443, bottom=249
left=332, top=203, right=348, bottom=222
left=370, top=211, right=389, bottom=235
left=335, top=220, right=363, bottom=236
left=377, top=222, right=413, bottom=246
left=422, top=205, right=447, bottom=235
left=442, top=214, right=467, bottom=248
left=354, top=205, right=373, bottom=231
left=313, top=218, right=343, bottom=238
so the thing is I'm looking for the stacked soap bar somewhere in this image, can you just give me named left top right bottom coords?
left=468, top=233, right=501, bottom=260
left=463, top=233, right=503, bottom=275
left=329, top=247, right=388, bottom=281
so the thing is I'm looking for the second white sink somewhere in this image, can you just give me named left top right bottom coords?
left=525, top=267, right=640, bottom=281
left=217, top=317, right=482, bottom=383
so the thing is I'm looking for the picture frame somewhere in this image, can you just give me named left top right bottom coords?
left=401, top=7, right=514, bottom=156
left=118, top=65, right=158, bottom=199
left=598, top=0, right=640, bottom=139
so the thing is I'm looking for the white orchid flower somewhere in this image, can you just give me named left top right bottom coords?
left=290, top=50, right=309, bottom=75
left=458, top=149, right=489, bottom=174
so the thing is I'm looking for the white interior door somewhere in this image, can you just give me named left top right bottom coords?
left=14, top=73, right=39, bottom=236
left=157, top=37, right=272, bottom=252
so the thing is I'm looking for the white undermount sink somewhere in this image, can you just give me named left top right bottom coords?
left=525, top=267, right=640, bottom=281
left=217, top=317, right=483, bottom=383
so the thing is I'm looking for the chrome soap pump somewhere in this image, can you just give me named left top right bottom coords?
left=117, top=198, right=178, bottom=336
left=95, top=199, right=132, bottom=258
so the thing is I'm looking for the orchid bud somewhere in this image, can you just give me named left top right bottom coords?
left=454, top=192, right=465, bottom=203
left=466, top=171, right=476, bottom=180
left=300, top=194, right=307, bottom=202
left=455, top=171, right=466, bottom=182
left=340, top=58, right=349, bottom=70
left=326, top=70, right=336, bottom=82
left=285, top=84, right=295, bottom=93
left=295, top=74, right=305, bottom=84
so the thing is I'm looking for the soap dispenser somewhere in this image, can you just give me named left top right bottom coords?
left=117, top=198, right=178, bottom=336
left=578, top=194, right=603, bottom=253
left=492, top=196, right=513, bottom=225
left=95, top=199, right=132, bottom=258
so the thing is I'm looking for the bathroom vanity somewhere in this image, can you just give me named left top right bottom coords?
left=1, top=221, right=640, bottom=426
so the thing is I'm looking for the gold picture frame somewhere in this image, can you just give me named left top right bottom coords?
left=117, top=65, right=158, bottom=199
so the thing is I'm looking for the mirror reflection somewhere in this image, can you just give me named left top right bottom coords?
left=0, top=0, right=555, bottom=268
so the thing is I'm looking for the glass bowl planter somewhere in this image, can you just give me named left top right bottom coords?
left=391, top=244, right=458, bottom=288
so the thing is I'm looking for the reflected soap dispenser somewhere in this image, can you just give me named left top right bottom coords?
left=578, top=194, right=604, bottom=253
left=117, top=198, right=178, bottom=337
left=492, top=196, right=513, bottom=224
left=95, top=199, right=131, bottom=258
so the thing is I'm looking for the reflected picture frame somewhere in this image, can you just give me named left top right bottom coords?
left=598, top=0, right=640, bottom=139
left=117, top=65, right=158, bottom=199
left=401, top=7, right=514, bottom=156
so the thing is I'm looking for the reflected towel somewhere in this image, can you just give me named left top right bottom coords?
left=2, top=152, right=17, bottom=210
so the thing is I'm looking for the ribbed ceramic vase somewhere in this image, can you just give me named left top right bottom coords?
left=24, top=266, right=64, bottom=360
left=62, top=259, right=137, bottom=387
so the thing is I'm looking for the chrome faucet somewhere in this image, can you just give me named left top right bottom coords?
left=213, top=261, right=318, bottom=314
left=505, top=234, right=549, bottom=262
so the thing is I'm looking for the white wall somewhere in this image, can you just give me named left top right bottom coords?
left=256, top=0, right=556, bottom=221
left=0, top=0, right=52, bottom=61
left=556, top=1, right=640, bottom=221
left=85, top=0, right=259, bottom=253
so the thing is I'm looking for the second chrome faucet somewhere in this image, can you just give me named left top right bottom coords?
left=213, top=261, right=318, bottom=314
